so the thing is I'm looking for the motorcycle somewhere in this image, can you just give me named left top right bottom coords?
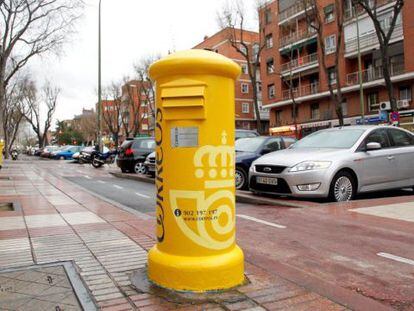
left=91, top=150, right=117, bottom=168
left=11, top=150, right=18, bottom=161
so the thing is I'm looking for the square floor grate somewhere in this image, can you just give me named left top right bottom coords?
left=0, top=262, right=96, bottom=311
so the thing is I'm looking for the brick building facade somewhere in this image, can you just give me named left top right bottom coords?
left=260, top=0, right=414, bottom=137
left=193, top=28, right=270, bottom=132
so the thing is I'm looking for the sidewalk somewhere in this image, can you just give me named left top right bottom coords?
left=0, top=160, right=388, bottom=310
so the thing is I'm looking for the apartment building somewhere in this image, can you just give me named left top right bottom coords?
left=193, top=28, right=270, bottom=131
left=120, top=80, right=153, bottom=138
left=260, top=0, right=414, bottom=137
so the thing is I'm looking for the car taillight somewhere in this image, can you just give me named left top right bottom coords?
left=125, top=148, right=133, bottom=156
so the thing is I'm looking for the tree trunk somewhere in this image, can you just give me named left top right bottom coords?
left=251, top=76, right=262, bottom=134
left=381, top=46, right=396, bottom=112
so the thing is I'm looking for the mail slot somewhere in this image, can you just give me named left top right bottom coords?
left=147, top=50, right=245, bottom=292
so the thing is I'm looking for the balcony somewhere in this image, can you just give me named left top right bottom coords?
left=282, top=82, right=319, bottom=101
left=278, top=0, right=313, bottom=24
left=345, top=23, right=403, bottom=57
left=346, top=62, right=405, bottom=86
left=344, top=0, right=395, bottom=22
left=279, top=28, right=317, bottom=50
left=280, top=53, right=318, bottom=75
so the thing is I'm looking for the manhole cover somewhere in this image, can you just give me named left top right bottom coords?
left=0, top=262, right=96, bottom=311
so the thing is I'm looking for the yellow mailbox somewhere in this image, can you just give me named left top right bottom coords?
left=0, top=140, right=4, bottom=169
left=147, top=50, right=244, bottom=292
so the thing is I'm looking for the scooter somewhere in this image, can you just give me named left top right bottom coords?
left=91, top=150, right=117, bottom=168
left=11, top=150, right=18, bottom=161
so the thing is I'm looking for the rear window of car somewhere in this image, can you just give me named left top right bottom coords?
left=133, top=139, right=155, bottom=150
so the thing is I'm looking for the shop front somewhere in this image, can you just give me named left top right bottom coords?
left=269, top=125, right=298, bottom=138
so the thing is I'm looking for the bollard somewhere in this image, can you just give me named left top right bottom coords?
left=147, top=50, right=244, bottom=292
left=0, top=140, right=4, bottom=169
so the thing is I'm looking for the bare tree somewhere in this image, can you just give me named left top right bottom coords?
left=304, top=0, right=345, bottom=126
left=2, top=74, right=29, bottom=157
left=120, top=78, right=145, bottom=138
left=76, top=111, right=97, bottom=145
left=352, top=0, right=404, bottom=112
left=134, top=55, right=159, bottom=136
left=23, top=81, right=59, bottom=148
left=102, top=82, right=122, bottom=147
left=0, top=0, right=83, bottom=122
left=217, top=0, right=265, bottom=133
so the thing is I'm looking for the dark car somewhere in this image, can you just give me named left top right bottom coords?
left=235, top=129, right=259, bottom=140
left=144, top=151, right=156, bottom=177
left=117, top=138, right=155, bottom=174
left=235, top=136, right=296, bottom=190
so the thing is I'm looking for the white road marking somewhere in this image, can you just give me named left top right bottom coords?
left=237, top=214, right=286, bottom=229
left=113, top=185, right=123, bottom=190
left=135, top=192, right=151, bottom=199
left=98, top=180, right=106, bottom=184
left=84, top=176, right=91, bottom=180
left=377, top=252, right=414, bottom=266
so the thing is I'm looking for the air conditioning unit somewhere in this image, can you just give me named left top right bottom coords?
left=379, top=101, right=391, bottom=111
left=397, top=100, right=410, bottom=109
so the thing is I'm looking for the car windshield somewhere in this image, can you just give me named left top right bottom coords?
left=291, top=129, right=366, bottom=149
left=235, top=137, right=266, bottom=152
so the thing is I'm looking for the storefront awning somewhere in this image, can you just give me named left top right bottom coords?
left=270, top=125, right=297, bottom=134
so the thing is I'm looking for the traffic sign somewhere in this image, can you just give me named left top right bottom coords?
left=391, top=111, right=400, bottom=122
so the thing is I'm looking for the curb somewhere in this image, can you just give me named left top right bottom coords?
left=109, top=172, right=308, bottom=208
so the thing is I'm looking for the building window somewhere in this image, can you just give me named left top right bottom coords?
left=241, top=83, right=249, bottom=94
left=268, top=84, right=275, bottom=99
left=242, top=103, right=250, bottom=114
left=310, top=103, right=320, bottom=120
left=341, top=100, right=348, bottom=116
left=265, top=34, right=273, bottom=48
left=266, top=58, right=274, bottom=74
left=400, top=86, right=412, bottom=101
left=241, top=63, right=248, bottom=74
left=324, top=4, right=335, bottom=23
left=275, top=110, right=282, bottom=124
left=328, top=67, right=337, bottom=85
left=240, top=45, right=247, bottom=55
left=265, top=8, right=272, bottom=24
left=325, top=35, right=336, bottom=54
left=367, top=92, right=379, bottom=111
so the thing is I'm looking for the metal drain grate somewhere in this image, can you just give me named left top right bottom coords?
left=0, top=202, right=21, bottom=212
left=0, top=262, right=96, bottom=311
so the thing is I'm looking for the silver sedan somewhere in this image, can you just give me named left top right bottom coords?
left=249, top=125, right=414, bottom=202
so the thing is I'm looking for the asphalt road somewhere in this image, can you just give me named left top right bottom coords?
left=66, top=176, right=157, bottom=214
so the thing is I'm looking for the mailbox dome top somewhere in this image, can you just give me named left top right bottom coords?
left=149, top=49, right=241, bottom=80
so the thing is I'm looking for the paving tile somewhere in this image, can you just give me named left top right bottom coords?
left=25, top=214, right=67, bottom=228
left=61, top=211, right=106, bottom=225
left=0, top=216, right=26, bottom=230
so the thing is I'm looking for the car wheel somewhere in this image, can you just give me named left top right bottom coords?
left=134, top=162, right=147, bottom=174
left=329, top=171, right=356, bottom=202
left=235, top=167, right=248, bottom=190
left=59, top=156, right=65, bottom=160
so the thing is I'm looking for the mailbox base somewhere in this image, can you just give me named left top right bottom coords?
left=148, top=245, right=244, bottom=292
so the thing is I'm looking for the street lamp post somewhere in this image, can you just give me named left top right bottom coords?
left=355, top=5, right=365, bottom=125
left=97, top=0, right=103, bottom=152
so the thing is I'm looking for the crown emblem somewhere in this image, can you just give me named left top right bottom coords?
left=193, top=131, right=234, bottom=189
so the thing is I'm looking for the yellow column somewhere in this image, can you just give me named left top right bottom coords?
left=147, top=50, right=245, bottom=292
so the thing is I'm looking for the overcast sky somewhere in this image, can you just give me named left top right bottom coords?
left=29, top=0, right=258, bottom=124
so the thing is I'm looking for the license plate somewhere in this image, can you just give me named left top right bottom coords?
left=256, top=177, right=278, bottom=185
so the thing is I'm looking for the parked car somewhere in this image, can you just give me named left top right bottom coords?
left=52, top=146, right=83, bottom=160
left=249, top=125, right=414, bottom=202
left=235, top=129, right=259, bottom=140
left=40, top=146, right=59, bottom=158
left=144, top=152, right=156, bottom=177
left=72, top=152, right=81, bottom=162
left=116, top=138, right=155, bottom=174
left=235, top=136, right=296, bottom=190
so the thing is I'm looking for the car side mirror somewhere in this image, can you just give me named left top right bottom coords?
left=366, top=142, right=382, bottom=151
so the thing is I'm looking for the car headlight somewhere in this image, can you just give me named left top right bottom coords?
left=249, top=165, right=255, bottom=172
left=289, top=161, right=332, bottom=172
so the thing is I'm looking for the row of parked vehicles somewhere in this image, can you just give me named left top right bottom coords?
left=128, top=126, right=414, bottom=203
